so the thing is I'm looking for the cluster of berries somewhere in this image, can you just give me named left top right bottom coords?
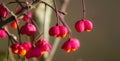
left=75, top=19, right=93, bottom=32
left=10, top=38, right=51, bottom=59
left=49, top=25, right=68, bottom=38
left=0, top=1, right=93, bottom=59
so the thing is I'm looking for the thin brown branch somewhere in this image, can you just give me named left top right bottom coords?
left=40, top=1, right=67, bottom=15
left=3, top=4, right=22, bottom=44
left=53, top=0, right=60, bottom=24
left=16, top=0, right=24, bottom=8
left=6, top=1, right=25, bottom=6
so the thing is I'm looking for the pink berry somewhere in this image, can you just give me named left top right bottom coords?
left=61, top=38, right=80, bottom=53
left=0, top=4, right=8, bottom=18
left=22, top=42, right=32, bottom=51
left=49, top=26, right=60, bottom=37
left=69, top=38, right=80, bottom=51
left=75, top=19, right=85, bottom=32
left=35, top=38, right=51, bottom=53
left=26, top=11, right=32, bottom=18
left=20, top=25, right=26, bottom=34
left=22, top=11, right=32, bottom=22
left=25, top=47, right=41, bottom=59
left=84, top=20, right=93, bottom=32
left=75, top=19, right=93, bottom=32
left=25, top=23, right=36, bottom=36
left=49, top=25, right=68, bottom=38
left=57, top=26, right=68, bottom=38
left=22, top=15, right=30, bottom=22
left=0, top=29, right=6, bottom=38
left=16, top=7, right=22, bottom=14
left=20, top=23, right=36, bottom=36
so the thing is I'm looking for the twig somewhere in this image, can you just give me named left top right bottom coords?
left=16, top=0, right=24, bottom=8
left=40, top=1, right=67, bottom=15
left=4, top=28, right=18, bottom=43
left=6, top=1, right=25, bottom=5
left=3, top=4, right=22, bottom=44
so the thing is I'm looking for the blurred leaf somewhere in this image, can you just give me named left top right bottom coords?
left=21, top=57, right=26, bottom=61
left=0, top=52, right=6, bottom=61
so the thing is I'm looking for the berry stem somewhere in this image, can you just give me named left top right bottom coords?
left=4, top=28, right=18, bottom=43
left=14, top=18, right=22, bottom=44
left=82, top=0, right=86, bottom=19
left=53, top=0, right=60, bottom=25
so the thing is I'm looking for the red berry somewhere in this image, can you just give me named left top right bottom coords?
left=17, top=45, right=27, bottom=56
left=10, top=43, right=20, bottom=54
left=10, top=19, right=20, bottom=29
left=10, top=22, right=17, bottom=29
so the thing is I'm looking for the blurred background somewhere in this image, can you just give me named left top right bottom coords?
left=0, top=0, right=120, bottom=61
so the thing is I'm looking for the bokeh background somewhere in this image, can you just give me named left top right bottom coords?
left=0, top=0, right=120, bottom=61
